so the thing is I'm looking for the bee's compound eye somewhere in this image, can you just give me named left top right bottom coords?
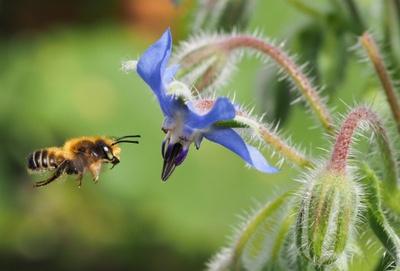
left=102, top=145, right=114, bottom=160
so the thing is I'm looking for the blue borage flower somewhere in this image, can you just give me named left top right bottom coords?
left=136, top=28, right=279, bottom=181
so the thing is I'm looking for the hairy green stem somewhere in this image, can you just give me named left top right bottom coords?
left=327, top=106, right=398, bottom=188
left=218, top=36, right=335, bottom=135
left=259, top=125, right=313, bottom=169
left=360, top=32, right=400, bottom=134
left=234, top=115, right=314, bottom=169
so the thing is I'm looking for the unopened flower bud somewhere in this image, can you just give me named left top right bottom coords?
left=172, top=41, right=232, bottom=93
left=296, top=170, right=359, bottom=265
left=193, top=0, right=255, bottom=32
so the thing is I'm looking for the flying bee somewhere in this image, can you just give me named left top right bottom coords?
left=26, top=135, right=140, bottom=188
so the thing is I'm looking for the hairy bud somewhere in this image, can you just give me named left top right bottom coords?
left=172, top=40, right=233, bottom=93
left=296, top=170, right=359, bottom=265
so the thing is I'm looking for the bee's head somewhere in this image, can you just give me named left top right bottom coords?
left=105, top=135, right=141, bottom=168
left=96, top=140, right=120, bottom=165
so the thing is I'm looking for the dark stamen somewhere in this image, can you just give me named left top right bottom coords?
left=162, top=142, right=184, bottom=181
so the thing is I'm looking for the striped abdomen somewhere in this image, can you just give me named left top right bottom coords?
left=27, top=148, right=64, bottom=172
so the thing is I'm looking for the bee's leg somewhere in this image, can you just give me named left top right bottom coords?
left=33, top=166, right=65, bottom=188
left=34, top=173, right=59, bottom=188
left=76, top=174, right=83, bottom=188
left=89, top=162, right=102, bottom=184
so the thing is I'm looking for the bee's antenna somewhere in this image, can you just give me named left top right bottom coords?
left=112, top=135, right=140, bottom=145
left=113, top=140, right=139, bottom=145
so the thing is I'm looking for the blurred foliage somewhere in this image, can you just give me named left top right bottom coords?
left=256, top=0, right=383, bottom=125
left=0, top=0, right=394, bottom=270
left=192, top=0, right=255, bottom=32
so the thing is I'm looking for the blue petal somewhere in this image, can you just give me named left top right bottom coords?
left=137, top=28, right=174, bottom=115
left=164, top=64, right=181, bottom=85
left=159, top=95, right=175, bottom=118
left=204, top=127, right=280, bottom=174
left=186, top=97, right=236, bottom=129
left=137, top=29, right=172, bottom=94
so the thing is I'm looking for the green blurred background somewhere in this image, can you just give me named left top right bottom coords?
left=0, top=0, right=383, bottom=270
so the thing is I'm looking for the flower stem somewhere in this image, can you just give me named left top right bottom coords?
left=219, top=36, right=334, bottom=135
left=360, top=32, right=400, bottom=134
left=259, top=125, right=313, bottom=169
left=327, top=106, right=398, bottom=188
left=234, top=115, right=314, bottom=169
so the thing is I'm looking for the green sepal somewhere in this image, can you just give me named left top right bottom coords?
left=207, top=189, right=297, bottom=271
left=361, top=162, right=400, bottom=267
left=374, top=250, right=398, bottom=271
left=237, top=190, right=294, bottom=270
left=215, top=120, right=250, bottom=128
